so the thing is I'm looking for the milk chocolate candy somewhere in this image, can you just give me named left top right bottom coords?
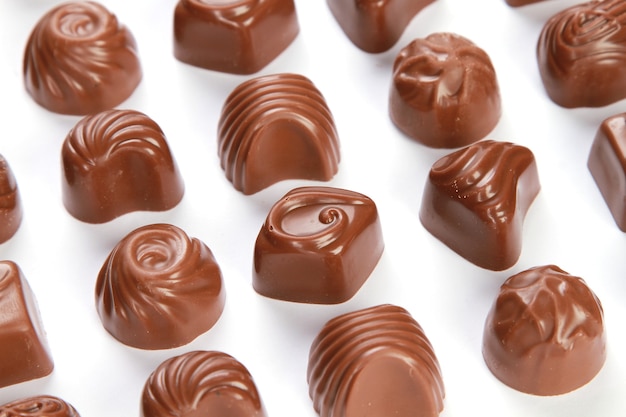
left=0, top=261, right=54, bottom=388
left=326, top=0, right=436, bottom=53
left=253, top=186, right=383, bottom=304
left=0, top=155, right=23, bottom=244
left=505, top=0, right=549, bottom=6
left=308, top=304, right=445, bottom=417
left=419, top=140, right=540, bottom=271
left=218, top=73, right=340, bottom=195
left=0, top=395, right=80, bottom=417
left=173, top=0, right=299, bottom=74
left=537, top=0, right=626, bottom=108
left=483, top=265, right=606, bottom=395
left=142, top=350, right=267, bottom=417
left=23, top=1, right=141, bottom=115
left=95, top=224, right=225, bottom=350
left=390, top=33, right=501, bottom=148
left=61, top=109, right=184, bottom=224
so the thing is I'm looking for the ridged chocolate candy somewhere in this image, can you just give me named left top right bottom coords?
left=0, top=395, right=80, bottom=417
left=0, top=155, right=22, bottom=244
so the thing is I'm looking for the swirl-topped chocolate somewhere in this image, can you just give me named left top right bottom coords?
left=308, top=304, right=445, bottom=417
left=61, top=109, right=184, bottom=223
left=23, top=1, right=142, bottom=115
left=483, top=265, right=606, bottom=395
left=95, top=224, right=225, bottom=350
left=218, top=73, right=340, bottom=195
left=0, top=395, right=80, bottom=417
left=141, top=350, right=267, bottom=417
left=390, top=33, right=501, bottom=148
left=537, top=0, right=626, bottom=108
left=0, top=155, right=22, bottom=244
left=253, top=186, right=383, bottom=304
left=419, top=140, right=540, bottom=270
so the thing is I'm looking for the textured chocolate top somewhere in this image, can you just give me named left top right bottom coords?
left=23, top=1, right=141, bottom=115
left=0, top=155, right=22, bottom=244
left=0, top=396, right=80, bottom=417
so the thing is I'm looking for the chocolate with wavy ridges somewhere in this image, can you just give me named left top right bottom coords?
left=0, top=395, right=80, bottom=417
left=537, top=0, right=626, bottom=108
left=0, top=155, right=22, bottom=244
left=419, top=140, right=540, bottom=270
left=95, top=224, right=225, bottom=350
left=308, top=304, right=445, bottom=417
left=141, top=350, right=266, bottom=417
left=218, top=73, right=340, bottom=195
left=253, top=186, right=383, bottom=304
left=483, top=265, right=606, bottom=395
left=23, top=1, right=141, bottom=115
left=390, top=33, right=501, bottom=148
left=61, top=109, right=184, bottom=223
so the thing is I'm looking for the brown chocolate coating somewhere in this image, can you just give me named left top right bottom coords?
left=23, top=1, right=141, bottom=115
left=419, top=140, right=540, bottom=271
left=95, top=224, right=225, bottom=350
left=390, top=33, right=501, bottom=148
left=141, top=350, right=267, bottom=417
left=0, top=155, right=23, bottom=244
left=505, top=0, right=549, bottom=6
left=0, top=395, right=80, bottom=417
left=537, top=0, right=626, bottom=108
left=326, top=0, right=436, bottom=53
left=173, top=0, right=299, bottom=75
left=308, top=304, right=445, bottom=417
left=483, top=265, right=606, bottom=395
left=588, top=113, right=626, bottom=231
left=253, top=186, right=384, bottom=304
left=61, top=109, right=184, bottom=224
left=218, top=73, right=340, bottom=195
left=0, top=261, right=54, bottom=389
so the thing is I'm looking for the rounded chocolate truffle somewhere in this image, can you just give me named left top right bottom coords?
left=23, top=1, right=142, bottom=115
left=0, top=395, right=80, bottom=417
left=537, top=0, right=626, bottom=108
left=95, top=224, right=225, bottom=350
left=389, top=33, right=501, bottom=148
left=0, top=155, right=23, bottom=244
left=483, top=265, right=606, bottom=395
left=61, top=109, right=184, bottom=224
left=142, top=350, right=267, bottom=417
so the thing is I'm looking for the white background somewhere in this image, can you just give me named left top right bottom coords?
left=1, top=0, right=626, bottom=415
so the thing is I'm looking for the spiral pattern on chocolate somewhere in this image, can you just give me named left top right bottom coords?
left=0, top=395, right=80, bottom=417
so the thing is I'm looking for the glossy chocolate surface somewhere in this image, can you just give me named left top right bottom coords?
left=327, top=0, right=436, bottom=53
left=390, top=33, right=501, bottom=148
left=61, top=109, right=184, bottom=224
left=218, top=73, right=340, bottom=195
left=0, top=261, right=54, bottom=388
left=0, top=395, right=80, bottom=417
left=483, top=265, right=606, bottom=395
left=23, top=1, right=141, bottom=115
left=174, top=0, right=299, bottom=74
left=420, top=140, right=540, bottom=270
left=505, top=0, right=549, bottom=6
left=141, top=350, right=267, bottom=417
left=253, top=186, right=383, bottom=304
left=308, top=304, right=445, bottom=417
left=537, top=0, right=626, bottom=108
left=95, top=224, right=225, bottom=350
left=0, top=155, right=22, bottom=244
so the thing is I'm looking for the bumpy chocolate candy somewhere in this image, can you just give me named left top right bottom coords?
left=308, top=304, right=445, bottom=417
left=141, top=350, right=267, bottom=417
left=483, top=265, right=606, bottom=395
left=95, top=224, right=225, bottom=350
left=61, top=109, right=184, bottom=224
left=390, top=33, right=501, bottom=148
left=218, top=73, right=340, bottom=195
left=0, top=155, right=23, bottom=244
left=0, top=395, right=80, bottom=417
left=0, top=261, right=54, bottom=388
left=326, top=0, right=436, bottom=53
left=253, top=186, right=383, bottom=304
left=537, top=0, right=626, bottom=108
left=23, top=1, right=141, bottom=115
left=419, top=140, right=540, bottom=271
left=174, top=0, right=299, bottom=74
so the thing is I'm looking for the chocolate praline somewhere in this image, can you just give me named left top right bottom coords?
left=483, top=265, right=606, bottom=395
left=0, top=155, right=23, bottom=244
left=23, top=1, right=141, bottom=115
left=390, top=33, right=501, bottom=148
left=0, top=395, right=80, bottom=417
left=505, top=0, right=550, bottom=6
